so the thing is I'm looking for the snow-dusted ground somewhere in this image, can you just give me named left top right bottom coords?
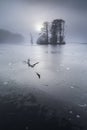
left=0, top=43, right=87, bottom=129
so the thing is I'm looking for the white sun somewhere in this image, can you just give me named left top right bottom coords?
left=36, top=23, right=43, bottom=32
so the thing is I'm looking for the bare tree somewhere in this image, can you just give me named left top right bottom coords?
left=30, top=33, right=33, bottom=44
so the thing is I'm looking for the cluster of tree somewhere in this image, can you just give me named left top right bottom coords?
left=0, top=29, right=24, bottom=44
left=37, top=19, right=65, bottom=45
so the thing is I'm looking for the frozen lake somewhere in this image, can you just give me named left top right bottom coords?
left=0, top=43, right=87, bottom=104
left=0, top=43, right=87, bottom=129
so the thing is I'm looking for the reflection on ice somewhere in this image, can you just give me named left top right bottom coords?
left=8, top=62, right=12, bottom=66
left=66, top=67, right=70, bottom=71
left=78, top=104, right=87, bottom=108
left=76, top=115, right=80, bottom=118
left=3, top=81, right=8, bottom=85
left=70, top=86, right=74, bottom=89
left=69, top=111, right=73, bottom=114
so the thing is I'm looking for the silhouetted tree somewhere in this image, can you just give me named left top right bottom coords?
left=37, top=19, right=65, bottom=45
left=37, top=22, right=49, bottom=44
left=41, top=22, right=49, bottom=43
left=50, top=19, right=65, bottom=44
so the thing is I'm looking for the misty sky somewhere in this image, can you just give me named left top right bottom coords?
left=0, top=0, right=87, bottom=43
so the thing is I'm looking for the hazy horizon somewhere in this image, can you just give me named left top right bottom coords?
left=0, top=0, right=87, bottom=43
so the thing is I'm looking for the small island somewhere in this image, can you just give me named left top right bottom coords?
left=37, top=19, right=65, bottom=45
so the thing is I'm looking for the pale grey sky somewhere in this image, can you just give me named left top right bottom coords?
left=0, top=0, right=87, bottom=43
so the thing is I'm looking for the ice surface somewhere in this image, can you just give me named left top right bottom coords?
left=0, top=43, right=87, bottom=129
left=0, top=43, right=87, bottom=107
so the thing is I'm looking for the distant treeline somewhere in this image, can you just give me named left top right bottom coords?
left=0, top=29, right=24, bottom=43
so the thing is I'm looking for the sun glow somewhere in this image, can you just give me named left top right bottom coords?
left=36, top=23, right=43, bottom=32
